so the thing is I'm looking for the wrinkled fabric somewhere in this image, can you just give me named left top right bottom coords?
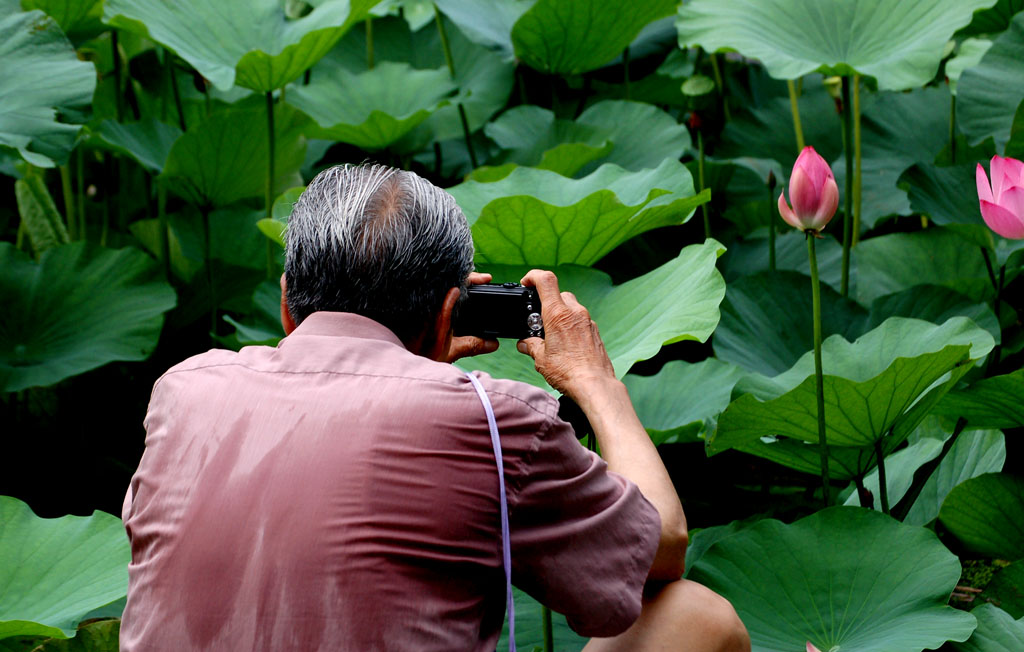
left=121, top=312, right=660, bottom=651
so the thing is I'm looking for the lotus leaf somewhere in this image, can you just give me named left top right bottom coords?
left=983, top=563, right=1024, bottom=619
left=947, top=39, right=993, bottom=95
left=958, top=12, right=1024, bottom=151
left=0, top=10, right=95, bottom=167
left=868, top=285, right=1001, bottom=344
left=953, top=604, right=1024, bottom=652
left=688, top=507, right=977, bottom=651
left=448, top=159, right=708, bottom=266
left=711, top=317, right=995, bottom=455
left=0, top=242, right=177, bottom=392
left=15, top=174, right=68, bottom=255
left=29, top=619, right=120, bottom=652
left=958, top=0, right=1024, bottom=36
left=0, top=496, right=129, bottom=640
left=288, top=61, right=454, bottom=150
left=104, top=0, right=375, bottom=92
left=495, top=587, right=585, bottom=652
left=677, top=0, right=997, bottom=90
left=432, top=0, right=532, bottom=58
left=934, top=369, right=1024, bottom=429
left=93, top=119, right=181, bottom=173
left=459, top=240, right=726, bottom=391
left=20, top=0, right=104, bottom=39
left=722, top=230, right=844, bottom=294
left=940, top=472, right=1024, bottom=559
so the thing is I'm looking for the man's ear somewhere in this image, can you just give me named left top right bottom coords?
left=425, top=286, right=462, bottom=361
left=280, top=274, right=297, bottom=335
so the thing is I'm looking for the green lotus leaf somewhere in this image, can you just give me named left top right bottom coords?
left=958, top=13, right=1024, bottom=151
left=511, top=0, right=676, bottom=74
left=722, top=230, right=845, bottom=294
left=953, top=604, right=1024, bottom=652
left=161, top=105, right=307, bottom=207
left=714, top=270, right=868, bottom=377
left=677, top=0, right=996, bottom=90
left=459, top=239, right=726, bottom=391
left=15, top=174, right=69, bottom=255
left=901, top=162, right=987, bottom=228
left=711, top=317, right=995, bottom=455
left=288, top=61, right=454, bottom=150
left=935, top=369, right=1024, bottom=430
left=726, top=438, right=892, bottom=481
left=0, top=10, right=95, bottom=167
left=433, top=0, right=532, bottom=58
left=982, top=562, right=1024, bottom=619
left=854, top=227, right=993, bottom=304
left=1007, top=98, right=1024, bottom=159
left=624, top=359, right=746, bottom=445
left=496, top=587, right=585, bottom=652
left=0, top=496, right=129, bottom=640
left=958, top=0, right=1024, bottom=36
left=0, top=242, right=177, bottom=392
left=940, top=472, right=1024, bottom=559
left=947, top=38, right=993, bottom=95
left=223, top=280, right=286, bottom=348
left=20, top=0, right=104, bottom=40
left=93, top=118, right=181, bottom=173
left=103, top=0, right=375, bottom=92
left=904, top=428, right=1005, bottom=526
left=485, top=100, right=691, bottom=176
left=29, top=619, right=120, bottom=652
left=691, top=507, right=976, bottom=651
left=841, top=435, right=944, bottom=508
left=868, top=285, right=1001, bottom=344
left=448, top=159, right=708, bottom=266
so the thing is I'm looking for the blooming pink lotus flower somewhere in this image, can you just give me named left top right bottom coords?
left=977, top=155, right=1024, bottom=239
left=778, top=146, right=840, bottom=234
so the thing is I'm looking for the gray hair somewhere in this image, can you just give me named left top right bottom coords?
left=284, top=164, right=474, bottom=342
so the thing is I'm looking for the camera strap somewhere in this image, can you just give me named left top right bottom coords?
left=463, top=371, right=516, bottom=652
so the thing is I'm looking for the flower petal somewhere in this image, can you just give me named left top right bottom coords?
left=976, top=163, right=994, bottom=204
left=789, top=166, right=819, bottom=217
left=991, top=156, right=1010, bottom=200
left=811, top=175, right=839, bottom=231
left=807, top=644, right=822, bottom=652
left=795, top=146, right=830, bottom=190
left=778, top=192, right=803, bottom=230
left=1002, top=156, right=1024, bottom=188
left=981, top=197, right=1024, bottom=239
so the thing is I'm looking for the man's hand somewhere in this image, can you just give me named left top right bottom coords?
left=516, top=270, right=618, bottom=402
left=442, top=272, right=499, bottom=363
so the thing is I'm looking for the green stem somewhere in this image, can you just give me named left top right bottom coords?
left=158, top=177, right=170, bottom=280
left=434, top=9, right=477, bottom=169
left=203, top=80, right=211, bottom=117
left=840, top=76, right=853, bottom=298
left=623, top=46, right=631, bottom=100
left=112, top=31, right=124, bottom=122
left=768, top=179, right=776, bottom=272
left=168, top=56, right=187, bottom=131
left=266, top=90, right=277, bottom=278
left=852, top=74, right=862, bottom=246
left=854, top=475, right=872, bottom=508
left=950, top=93, right=957, bottom=165
left=787, top=78, right=805, bottom=153
left=15, top=219, right=26, bottom=250
left=101, top=154, right=112, bottom=247
left=542, top=605, right=553, bottom=652
left=698, top=131, right=709, bottom=239
left=875, top=437, right=889, bottom=515
left=76, top=146, right=86, bottom=239
left=60, top=163, right=75, bottom=240
left=366, top=17, right=374, bottom=69
left=987, top=265, right=1005, bottom=375
left=202, top=205, right=216, bottom=337
left=808, top=233, right=831, bottom=507
left=709, top=52, right=729, bottom=121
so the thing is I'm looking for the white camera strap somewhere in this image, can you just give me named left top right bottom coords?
left=464, top=371, right=516, bottom=652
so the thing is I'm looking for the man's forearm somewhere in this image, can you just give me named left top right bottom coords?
left=574, top=376, right=688, bottom=580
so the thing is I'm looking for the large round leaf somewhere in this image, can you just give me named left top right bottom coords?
left=714, top=270, right=868, bottom=377
left=448, top=159, right=709, bottom=266
left=688, top=507, right=976, bottom=651
left=934, top=369, right=1024, bottom=429
left=0, top=242, right=177, bottom=392
left=459, top=239, right=726, bottom=391
left=0, top=496, right=129, bottom=640
left=676, top=0, right=996, bottom=90
left=161, top=104, right=307, bottom=207
left=958, top=0, right=1024, bottom=36
left=29, top=619, right=120, bottom=652
left=496, top=588, right=585, bottom=652
left=711, top=317, right=995, bottom=455
left=954, top=604, right=1024, bottom=652
left=958, top=12, right=1024, bottom=151
left=511, top=0, right=676, bottom=74
left=721, top=230, right=845, bottom=295
left=982, top=562, right=1024, bottom=619
left=901, top=162, right=988, bottom=228
left=867, top=285, right=1001, bottom=344
left=0, top=10, right=95, bottom=167
left=92, top=118, right=181, bottom=173
left=103, top=0, right=375, bottom=92
left=288, top=61, right=454, bottom=150
left=20, top=0, right=104, bottom=40
left=940, top=472, right=1024, bottom=559
left=433, top=0, right=532, bottom=58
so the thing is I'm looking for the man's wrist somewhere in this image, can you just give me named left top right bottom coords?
left=566, top=375, right=629, bottom=413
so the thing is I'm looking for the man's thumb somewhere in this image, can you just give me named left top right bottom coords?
left=516, top=338, right=543, bottom=359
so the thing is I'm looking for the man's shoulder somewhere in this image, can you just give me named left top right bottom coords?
left=467, top=369, right=561, bottom=425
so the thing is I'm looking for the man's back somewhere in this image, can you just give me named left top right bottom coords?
left=121, top=312, right=659, bottom=651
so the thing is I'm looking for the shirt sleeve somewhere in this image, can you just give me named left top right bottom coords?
left=508, top=414, right=662, bottom=638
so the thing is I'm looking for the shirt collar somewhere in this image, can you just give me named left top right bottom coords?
left=284, top=312, right=406, bottom=348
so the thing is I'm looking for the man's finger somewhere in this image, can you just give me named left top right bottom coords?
left=520, top=269, right=566, bottom=311
left=448, top=336, right=498, bottom=362
left=516, top=337, right=544, bottom=359
left=467, top=272, right=492, bottom=285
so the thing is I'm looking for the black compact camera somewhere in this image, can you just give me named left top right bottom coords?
left=453, top=283, right=544, bottom=340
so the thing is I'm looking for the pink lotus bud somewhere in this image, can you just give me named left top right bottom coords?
left=977, top=155, right=1024, bottom=239
left=778, top=146, right=840, bottom=234
left=807, top=644, right=822, bottom=652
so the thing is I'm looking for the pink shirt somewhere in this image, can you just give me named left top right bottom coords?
left=121, top=312, right=660, bottom=651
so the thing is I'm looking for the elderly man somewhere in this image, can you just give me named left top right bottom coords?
left=120, top=164, right=749, bottom=651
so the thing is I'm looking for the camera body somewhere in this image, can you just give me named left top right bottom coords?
left=453, top=283, right=544, bottom=340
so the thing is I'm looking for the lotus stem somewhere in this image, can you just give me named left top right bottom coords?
left=366, top=18, right=374, bottom=69
left=709, top=52, right=729, bottom=121
left=168, top=55, right=187, bottom=131
left=950, top=93, right=957, bottom=165
left=808, top=233, right=831, bottom=507
left=101, top=154, right=112, bottom=247
left=76, top=146, right=86, bottom=238
left=112, top=31, right=124, bottom=122
left=987, top=264, right=1005, bottom=375
left=201, top=205, right=216, bottom=338
left=854, top=476, right=873, bottom=508
left=840, top=76, right=853, bottom=297
left=875, top=438, right=889, bottom=515
left=623, top=46, right=631, bottom=100
left=768, top=173, right=777, bottom=271
left=891, top=418, right=967, bottom=521
left=158, top=178, right=170, bottom=280
left=699, top=131, right=710, bottom=239
left=542, top=605, right=553, bottom=652
left=203, top=81, right=211, bottom=117
left=15, top=219, right=25, bottom=250
left=787, top=78, right=805, bottom=153
left=60, top=163, right=75, bottom=240
left=266, top=90, right=276, bottom=278
left=852, top=74, right=862, bottom=246
left=434, top=8, right=477, bottom=169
